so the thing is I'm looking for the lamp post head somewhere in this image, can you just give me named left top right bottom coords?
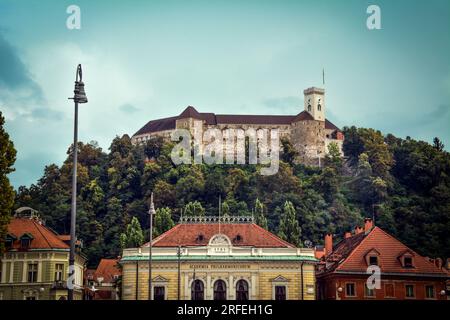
left=148, top=192, right=156, bottom=215
left=72, top=64, right=88, bottom=104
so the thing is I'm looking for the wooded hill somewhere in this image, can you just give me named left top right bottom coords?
left=12, top=127, right=450, bottom=267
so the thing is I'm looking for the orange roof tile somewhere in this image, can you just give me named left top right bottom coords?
left=322, top=227, right=447, bottom=276
left=143, top=223, right=294, bottom=248
left=93, top=259, right=121, bottom=283
left=7, top=217, right=69, bottom=250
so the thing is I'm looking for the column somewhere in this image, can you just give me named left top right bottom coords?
left=206, top=274, right=212, bottom=300
left=37, top=261, right=42, bottom=282
left=184, top=273, right=189, bottom=300
left=251, top=273, right=257, bottom=300
left=228, top=274, right=234, bottom=300
left=22, top=262, right=27, bottom=283
left=9, top=261, right=14, bottom=283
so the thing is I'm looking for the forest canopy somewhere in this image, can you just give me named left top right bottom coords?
left=12, top=127, right=450, bottom=267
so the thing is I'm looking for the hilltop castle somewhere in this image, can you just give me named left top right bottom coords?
left=131, top=87, right=344, bottom=165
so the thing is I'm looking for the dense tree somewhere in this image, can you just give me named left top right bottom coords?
left=10, top=126, right=450, bottom=264
left=154, top=207, right=175, bottom=237
left=277, top=201, right=301, bottom=246
left=0, top=112, right=16, bottom=254
left=254, top=198, right=268, bottom=229
left=120, top=216, right=144, bottom=249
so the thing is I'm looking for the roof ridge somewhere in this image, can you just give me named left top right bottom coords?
left=150, top=223, right=182, bottom=246
left=334, top=227, right=373, bottom=270
left=31, top=219, right=54, bottom=248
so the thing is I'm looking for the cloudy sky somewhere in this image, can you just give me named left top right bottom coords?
left=1, top=0, right=449, bottom=188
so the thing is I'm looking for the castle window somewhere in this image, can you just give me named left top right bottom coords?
left=318, top=104, right=322, bottom=111
left=308, top=105, right=312, bottom=112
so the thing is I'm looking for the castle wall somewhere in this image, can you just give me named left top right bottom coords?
left=290, top=120, right=326, bottom=165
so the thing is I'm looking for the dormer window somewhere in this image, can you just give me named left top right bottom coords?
left=5, top=234, right=17, bottom=249
left=369, top=256, right=378, bottom=266
left=19, top=233, right=34, bottom=250
left=364, top=248, right=381, bottom=267
left=234, top=234, right=243, bottom=243
left=399, top=251, right=415, bottom=268
left=404, top=257, right=413, bottom=268
left=196, top=234, right=205, bottom=243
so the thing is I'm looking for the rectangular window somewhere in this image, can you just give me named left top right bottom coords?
left=404, top=257, right=413, bottom=268
left=27, top=263, right=38, bottom=283
left=55, top=264, right=64, bottom=281
left=369, top=256, right=378, bottom=266
left=385, top=283, right=395, bottom=298
left=345, top=283, right=356, bottom=297
left=365, top=284, right=375, bottom=297
left=154, top=286, right=165, bottom=300
left=425, top=285, right=435, bottom=299
left=405, top=285, right=415, bottom=298
left=275, top=286, right=286, bottom=300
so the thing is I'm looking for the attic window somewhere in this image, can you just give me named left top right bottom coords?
left=404, top=257, right=413, bottom=268
left=369, top=256, right=378, bottom=266
left=399, top=252, right=415, bottom=268
left=20, top=233, right=34, bottom=250
left=234, top=234, right=243, bottom=243
left=196, top=234, right=205, bottom=242
left=5, top=234, right=16, bottom=249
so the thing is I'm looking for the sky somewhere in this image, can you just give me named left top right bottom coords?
left=0, top=0, right=449, bottom=188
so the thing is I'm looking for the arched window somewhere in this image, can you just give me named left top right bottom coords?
left=307, top=104, right=312, bottom=112
left=213, top=280, right=227, bottom=300
left=318, top=104, right=322, bottom=111
left=191, top=280, right=204, bottom=300
left=236, top=280, right=249, bottom=301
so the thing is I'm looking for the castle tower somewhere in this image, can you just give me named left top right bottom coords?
left=304, top=87, right=325, bottom=121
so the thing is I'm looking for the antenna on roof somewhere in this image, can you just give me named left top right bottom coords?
left=322, top=67, right=325, bottom=86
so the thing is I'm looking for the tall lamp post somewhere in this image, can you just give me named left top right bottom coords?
left=68, top=64, right=88, bottom=300
left=148, top=193, right=156, bottom=300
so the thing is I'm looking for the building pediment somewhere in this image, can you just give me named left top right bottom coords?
left=271, top=275, right=289, bottom=283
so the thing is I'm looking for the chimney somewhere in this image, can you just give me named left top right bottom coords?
left=435, top=258, right=443, bottom=269
left=344, top=232, right=352, bottom=239
left=354, top=226, right=363, bottom=234
left=364, top=218, right=374, bottom=234
left=325, top=233, right=333, bottom=256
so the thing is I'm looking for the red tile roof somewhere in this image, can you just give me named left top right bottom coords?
left=143, top=223, right=295, bottom=248
left=321, top=227, right=447, bottom=276
left=133, top=106, right=341, bottom=136
left=93, top=259, right=121, bottom=283
left=6, top=217, right=69, bottom=250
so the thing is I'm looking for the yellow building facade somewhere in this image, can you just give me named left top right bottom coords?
left=121, top=217, right=317, bottom=300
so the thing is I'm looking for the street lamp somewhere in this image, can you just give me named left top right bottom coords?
left=68, top=64, right=88, bottom=300
left=148, top=193, right=156, bottom=300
